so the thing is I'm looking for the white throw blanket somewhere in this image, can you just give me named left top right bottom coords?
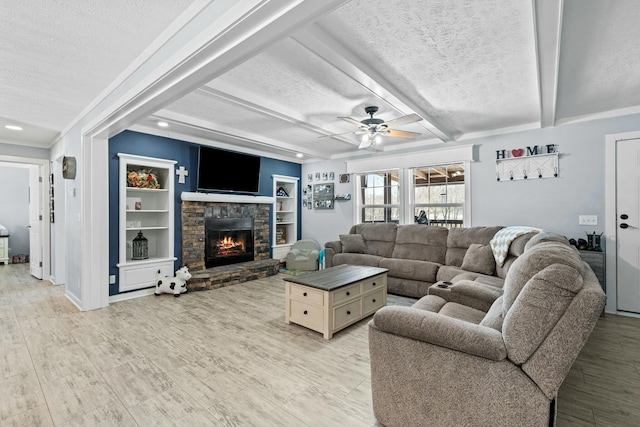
left=490, top=226, right=541, bottom=267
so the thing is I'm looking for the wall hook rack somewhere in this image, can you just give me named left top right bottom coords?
left=496, top=153, right=559, bottom=182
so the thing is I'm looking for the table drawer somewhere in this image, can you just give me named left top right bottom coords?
left=289, top=284, right=324, bottom=306
left=333, top=283, right=361, bottom=304
left=289, top=299, right=324, bottom=333
left=334, top=299, right=362, bottom=330
left=362, top=274, right=386, bottom=293
left=362, top=288, right=385, bottom=315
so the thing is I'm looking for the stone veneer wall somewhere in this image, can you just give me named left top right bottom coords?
left=182, top=201, right=271, bottom=271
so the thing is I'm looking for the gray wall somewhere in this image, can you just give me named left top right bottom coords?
left=0, top=163, right=30, bottom=258
left=301, top=113, right=640, bottom=247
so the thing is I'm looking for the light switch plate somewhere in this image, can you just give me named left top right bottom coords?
left=579, top=215, right=598, bottom=225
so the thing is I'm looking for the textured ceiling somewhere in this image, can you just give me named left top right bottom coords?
left=3, top=0, right=640, bottom=161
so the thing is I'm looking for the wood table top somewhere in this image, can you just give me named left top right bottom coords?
left=282, top=264, right=388, bottom=291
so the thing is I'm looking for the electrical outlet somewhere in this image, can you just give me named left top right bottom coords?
left=109, top=275, right=116, bottom=284
left=579, top=215, right=598, bottom=226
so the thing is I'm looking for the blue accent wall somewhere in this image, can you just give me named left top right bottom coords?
left=108, top=130, right=301, bottom=296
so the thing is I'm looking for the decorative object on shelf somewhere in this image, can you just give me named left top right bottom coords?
left=334, top=194, right=351, bottom=201
left=132, top=231, right=149, bottom=260
left=576, top=238, right=588, bottom=250
left=62, top=156, right=77, bottom=179
left=126, top=197, right=142, bottom=210
left=126, top=220, right=142, bottom=228
left=176, top=165, right=189, bottom=184
left=586, top=231, right=604, bottom=251
left=313, top=183, right=334, bottom=209
left=155, top=266, right=191, bottom=297
left=329, top=172, right=335, bottom=181
left=276, top=225, right=287, bottom=244
left=127, top=168, right=160, bottom=189
left=276, top=186, right=289, bottom=197
left=339, top=173, right=350, bottom=183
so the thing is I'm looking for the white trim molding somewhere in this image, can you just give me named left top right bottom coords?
left=181, top=192, right=275, bottom=204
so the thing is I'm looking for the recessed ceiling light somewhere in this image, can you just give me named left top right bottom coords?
left=157, top=121, right=169, bottom=128
left=296, top=153, right=303, bottom=158
left=5, top=125, right=23, bottom=131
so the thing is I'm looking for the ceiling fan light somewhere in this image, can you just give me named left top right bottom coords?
left=374, top=135, right=382, bottom=144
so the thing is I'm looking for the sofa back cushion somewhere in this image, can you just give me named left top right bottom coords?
left=502, top=239, right=583, bottom=318
left=502, top=263, right=583, bottom=365
left=339, top=234, right=365, bottom=253
left=391, top=225, right=448, bottom=263
left=445, top=226, right=503, bottom=267
left=495, top=232, right=538, bottom=278
left=350, top=223, right=398, bottom=257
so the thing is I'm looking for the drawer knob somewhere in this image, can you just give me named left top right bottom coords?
left=347, top=310, right=351, bottom=315
left=373, top=282, right=376, bottom=286
left=303, top=310, right=308, bottom=315
left=346, top=291, right=350, bottom=296
left=372, top=299, right=376, bottom=303
left=303, top=292, right=307, bottom=296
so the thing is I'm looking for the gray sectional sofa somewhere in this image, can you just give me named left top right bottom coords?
left=324, top=223, right=535, bottom=299
left=367, top=230, right=606, bottom=427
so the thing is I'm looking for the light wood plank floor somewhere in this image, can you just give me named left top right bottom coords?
left=1, top=264, right=639, bottom=427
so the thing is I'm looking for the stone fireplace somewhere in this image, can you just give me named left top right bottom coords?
left=181, top=193, right=279, bottom=291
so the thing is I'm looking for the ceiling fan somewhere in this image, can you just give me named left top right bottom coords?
left=321, top=106, right=423, bottom=149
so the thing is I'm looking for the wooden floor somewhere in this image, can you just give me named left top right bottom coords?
left=0, top=264, right=638, bottom=427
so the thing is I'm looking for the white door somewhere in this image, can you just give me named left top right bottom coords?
left=616, top=138, right=640, bottom=313
left=28, top=165, right=43, bottom=279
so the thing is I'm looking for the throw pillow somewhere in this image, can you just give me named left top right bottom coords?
left=340, top=234, right=366, bottom=254
left=461, top=244, right=496, bottom=276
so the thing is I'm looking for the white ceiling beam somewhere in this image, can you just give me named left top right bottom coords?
left=533, top=0, right=564, bottom=128
left=151, top=109, right=332, bottom=160
left=197, top=83, right=359, bottom=148
left=292, top=23, right=455, bottom=143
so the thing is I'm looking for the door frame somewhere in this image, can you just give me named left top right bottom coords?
left=0, top=155, right=51, bottom=280
left=605, top=130, right=640, bottom=317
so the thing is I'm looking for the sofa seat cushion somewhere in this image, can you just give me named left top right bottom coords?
left=332, top=253, right=384, bottom=268
left=379, top=258, right=439, bottom=283
left=412, top=294, right=447, bottom=312
left=391, top=224, right=448, bottom=263
left=388, top=277, right=434, bottom=299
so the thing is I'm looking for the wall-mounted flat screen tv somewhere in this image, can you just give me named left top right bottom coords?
left=197, top=146, right=261, bottom=194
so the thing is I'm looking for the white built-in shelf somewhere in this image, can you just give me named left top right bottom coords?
left=272, top=174, right=299, bottom=260
left=117, top=153, right=177, bottom=293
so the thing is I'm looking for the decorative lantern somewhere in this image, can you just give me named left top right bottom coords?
left=132, top=231, right=148, bottom=260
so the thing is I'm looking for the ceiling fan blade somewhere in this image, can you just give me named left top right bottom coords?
left=387, top=129, right=422, bottom=139
left=318, top=129, right=368, bottom=139
left=381, top=113, right=422, bottom=127
left=338, top=116, right=366, bottom=127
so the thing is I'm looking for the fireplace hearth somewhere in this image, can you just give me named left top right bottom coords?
left=205, top=217, right=254, bottom=268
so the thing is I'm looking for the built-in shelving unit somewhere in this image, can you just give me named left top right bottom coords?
left=117, top=153, right=176, bottom=293
left=272, top=175, right=299, bottom=260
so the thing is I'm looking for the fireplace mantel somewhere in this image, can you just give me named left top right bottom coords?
left=181, top=192, right=275, bottom=204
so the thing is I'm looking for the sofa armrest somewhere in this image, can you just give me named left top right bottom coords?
left=370, top=306, right=507, bottom=361
left=307, top=249, right=319, bottom=261
left=324, top=241, right=341, bottom=268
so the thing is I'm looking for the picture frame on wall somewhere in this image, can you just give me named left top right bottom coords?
left=329, top=172, right=335, bottom=181
left=322, top=172, right=328, bottom=181
left=308, top=173, right=313, bottom=182
left=315, top=172, right=321, bottom=181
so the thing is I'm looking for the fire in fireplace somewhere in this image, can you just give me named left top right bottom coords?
left=205, top=217, right=254, bottom=268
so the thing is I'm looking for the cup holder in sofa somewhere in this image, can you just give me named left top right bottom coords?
left=437, top=281, right=452, bottom=288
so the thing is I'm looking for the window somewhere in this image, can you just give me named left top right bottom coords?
left=412, top=163, right=465, bottom=228
left=359, top=171, right=400, bottom=223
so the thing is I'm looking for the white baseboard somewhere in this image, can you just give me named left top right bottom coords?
left=109, top=287, right=156, bottom=304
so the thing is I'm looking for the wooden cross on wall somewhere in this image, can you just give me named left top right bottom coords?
left=176, top=166, right=188, bottom=184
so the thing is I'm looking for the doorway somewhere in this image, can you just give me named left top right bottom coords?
left=0, top=156, right=51, bottom=281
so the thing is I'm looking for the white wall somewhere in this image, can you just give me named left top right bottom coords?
left=0, top=163, right=30, bottom=258
left=301, top=113, right=640, bottom=248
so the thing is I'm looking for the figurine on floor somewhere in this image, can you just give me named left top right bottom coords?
left=155, top=266, right=191, bottom=297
